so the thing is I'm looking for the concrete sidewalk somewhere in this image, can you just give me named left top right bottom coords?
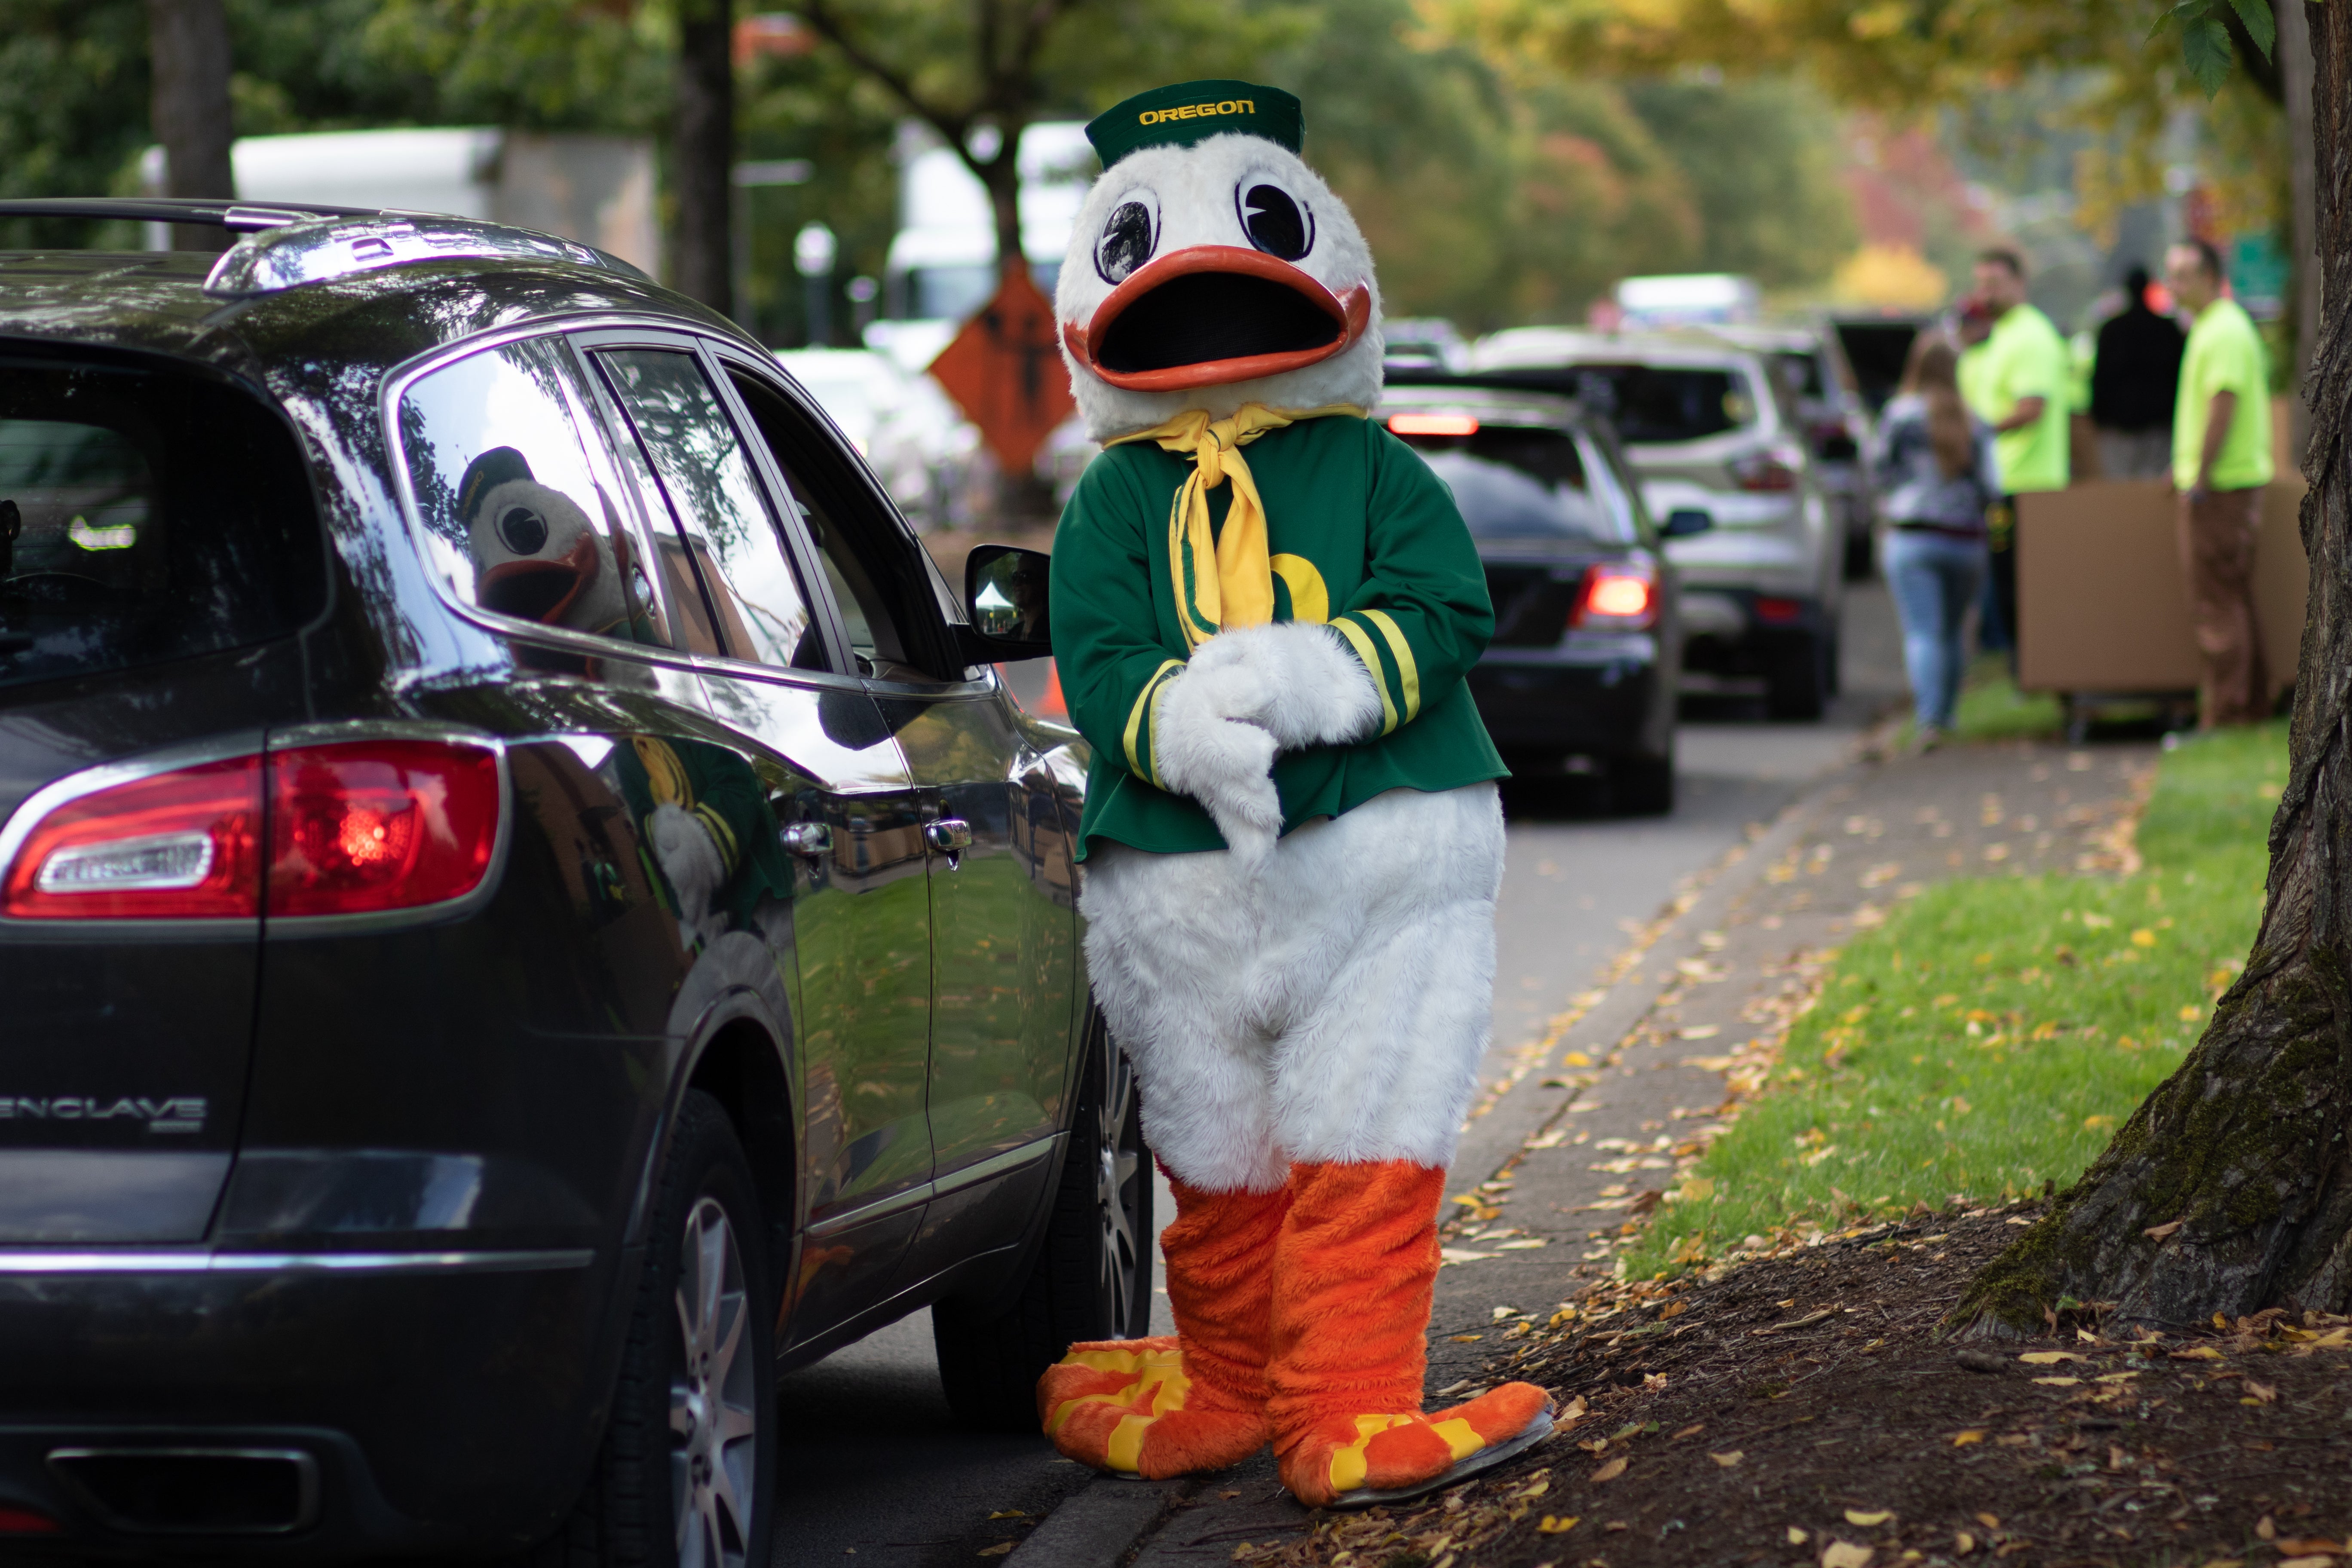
left=1007, top=729, right=2158, bottom=1567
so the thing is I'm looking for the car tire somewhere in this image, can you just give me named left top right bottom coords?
left=1765, top=632, right=1829, bottom=722
left=933, top=1006, right=1152, bottom=1431
left=521, top=1089, right=775, bottom=1568
left=1609, top=752, right=1675, bottom=816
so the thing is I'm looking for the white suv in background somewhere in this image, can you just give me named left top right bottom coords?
left=1468, top=327, right=1844, bottom=720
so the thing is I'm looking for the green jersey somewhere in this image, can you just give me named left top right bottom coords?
left=2174, top=297, right=2275, bottom=492
left=1967, top=303, right=2071, bottom=493
left=1050, top=413, right=1505, bottom=861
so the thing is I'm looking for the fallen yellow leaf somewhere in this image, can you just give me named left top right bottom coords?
left=1954, top=1530, right=1976, bottom=1556
left=1951, top=1430, right=1984, bottom=1446
left=1844, top=1510, right=1893, bottom=1526
left=1822, top=1543, right=1875, bottom=1568
left=1709, top=1451, right=1744, bottom=1467
left=1448, top=1334, right=1483, bottom=1342
left=2032, top=1376, right=2082, bottom=1386
left=2095, top=1371, right=2142, bottom=1384
left=1592, top=1457, right=1627, bottom=1482
left=2018, top=1351, right=2085, bottom=1365
left=1975, top=1513, right=2001, bottom=1530
left=1536, top=1515, right=1578, bottom=1534
left=1788, top=1526, right=1809, bottom=1545
left=987, top=1510, right=1027, bottom=1520
left=1516, top=1477, right=1550, bottom=1501
left=2143, top=1219, right=2184, bottom=1240
left=2277, top=1557, right=2332, bottom=1568
left=2170, top=1345, right=2224, bottom=1360
left=977, top=1546, right=1014, bottom=1559
left=1562, top=1051, right=1592, bottom=1067
left=1559, top=1394, right=1588, bottom=1421
left=2245, top=1379, right=2278, bottom=1403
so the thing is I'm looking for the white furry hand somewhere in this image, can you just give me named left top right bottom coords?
left=1151, top=672, right=1284, bottom=873
left=649, top=801, right=728, bottom=948
left=1184, top=622, right=1382, bottom=748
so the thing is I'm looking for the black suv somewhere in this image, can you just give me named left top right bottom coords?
left=0, top=199, right=1143, bottom=1565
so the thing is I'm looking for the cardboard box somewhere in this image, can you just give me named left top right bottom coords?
left=2015, top=478, right=2307, bottom=695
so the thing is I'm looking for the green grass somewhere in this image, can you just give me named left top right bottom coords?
left=1626, top=721, right=2288, bottom=1277
left=1891, top=656, right=2064, bottom=749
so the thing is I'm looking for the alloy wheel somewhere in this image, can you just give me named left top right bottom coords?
left=1093, top=1035, right=1145, bottom=1336
left=670, top=1195, right=758, bottom=1568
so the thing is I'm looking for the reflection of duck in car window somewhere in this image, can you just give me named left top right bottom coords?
left=460, top=446, right=653, bottom=643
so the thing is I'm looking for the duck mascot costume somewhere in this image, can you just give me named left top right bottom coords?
left=1035, top=81, right=1552, bottom=1508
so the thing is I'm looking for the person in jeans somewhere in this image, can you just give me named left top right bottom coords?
left=1873, top=333, right=1999, bottom=749
left=2165, top=237, right=2275, bottom=727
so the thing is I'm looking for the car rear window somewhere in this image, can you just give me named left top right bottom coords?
left=1568, top=364, right=1754, bottom=444
left=0, top=356, right=322, bottom=692
left=1396, top=425, right=1629, bottom=542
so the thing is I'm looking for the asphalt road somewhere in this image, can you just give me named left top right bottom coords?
left=769, top=584, right=1905, bottom=1566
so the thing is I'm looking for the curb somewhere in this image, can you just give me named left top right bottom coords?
left=1004, top=1476, right=1192, bottom=1566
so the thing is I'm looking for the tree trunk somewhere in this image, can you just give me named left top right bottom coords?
left=672, top=0, right=735, bottom=313
left=1949, top=2, right=2352, bottom=1338
left=145, top=0, right=234, bottom=253
left=2284, top=1, right=2321, bottom=467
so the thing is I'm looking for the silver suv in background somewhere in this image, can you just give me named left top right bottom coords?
left=1710, top=322, right=1876, bottom=581
left=1469, top=327, right=1844, bottom=720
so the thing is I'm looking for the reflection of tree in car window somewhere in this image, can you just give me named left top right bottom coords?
left=595, top=350, right=819, bottom=672
left=1397, top=426, right=1626, bottom=542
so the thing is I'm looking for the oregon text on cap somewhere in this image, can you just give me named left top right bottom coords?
left=1138, top=98, right=1256, bottom=126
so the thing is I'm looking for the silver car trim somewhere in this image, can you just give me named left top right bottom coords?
left=0, top=1247, right=594, bottom=1275
left=804, top=1133, right=1063, bottom=1238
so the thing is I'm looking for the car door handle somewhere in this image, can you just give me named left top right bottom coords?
left=924, top=819, right=973, bottom=854
left=781, top=821, right=832, bottom=858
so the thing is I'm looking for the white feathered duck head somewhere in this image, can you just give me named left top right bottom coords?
left=458, top=445, right=633, bottom=640
left=1057, top=81, right=1384, bottom=441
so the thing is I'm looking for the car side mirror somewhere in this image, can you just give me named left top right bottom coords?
left=1661, top=508, right=1714, bottom=538
left=961, top=543, right=1052, bottom=661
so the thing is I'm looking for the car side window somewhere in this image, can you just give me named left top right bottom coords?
left=723, top=368, right=936, bottom=684
left=591, top=347, right=827, bottom=674
left=395, top=336, right=673, bottom=654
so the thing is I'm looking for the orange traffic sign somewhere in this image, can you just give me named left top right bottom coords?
left=928, top=266, right=1075, bottom=474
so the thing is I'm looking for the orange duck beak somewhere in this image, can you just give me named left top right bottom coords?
left=1063, top=245, right=1372, bottom=394
left=479, top=533, right=600, bottom=627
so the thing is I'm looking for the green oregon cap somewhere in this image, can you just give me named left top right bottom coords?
left=1086, top=81, right=1302, bottom=170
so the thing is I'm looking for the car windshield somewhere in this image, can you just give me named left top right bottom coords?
left=0, top=356, right=322, bottom=692
left=1396, top=424, right=1627, bottom=542
left=1565, top=363, right=1753, bottom=444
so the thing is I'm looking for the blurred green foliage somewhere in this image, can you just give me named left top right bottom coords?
left=0, top=0, right=1859, bottom=332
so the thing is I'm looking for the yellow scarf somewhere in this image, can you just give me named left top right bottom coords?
left=1108, top=402, right=1364, bottom=649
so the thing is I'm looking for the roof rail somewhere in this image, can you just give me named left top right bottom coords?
left=0, top=197, right=385, bottom=231
left=0, top=199, right=652, bottom=297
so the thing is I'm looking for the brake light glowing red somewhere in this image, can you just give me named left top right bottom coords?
left=3, top=757, right=263, bottom=919
left=0, top=1505, right=58, bottom=1534
left=1754, top=596, right=1805, bottom=625
left=1388, top=413, right=1480, bottom=437
left=1573, top=565, right=1658, bottom=629
left=2, top=739, right=500, bottom=921
left=267, top=741, right=502, bottom=916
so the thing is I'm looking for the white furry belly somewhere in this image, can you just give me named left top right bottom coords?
left=1080, top=783, right=1504, bottom=1190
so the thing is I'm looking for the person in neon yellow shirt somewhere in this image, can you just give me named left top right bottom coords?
left=1959, top=250, right=2070, bottom=659
left=2166, top=237, right=2275, bottom=726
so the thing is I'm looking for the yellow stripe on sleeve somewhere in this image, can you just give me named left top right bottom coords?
left=1328, top=618, right=1398, bottom=735
left=1360, top=609, right=1421, bottom=723
left=1123, top=659, right=1185, bottom=785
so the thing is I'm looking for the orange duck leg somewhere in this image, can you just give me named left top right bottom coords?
left=1038, top=1174, right=1286, bottom=1478
left=1268, top=1161, right=1553, bottom=1509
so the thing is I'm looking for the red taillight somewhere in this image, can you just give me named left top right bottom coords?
left=1573, top=564, right=1658, bottom=629
left=2, top=739, right=500, bottom=922
left=267, top=741, right=502, bottom=916
left=0, top=1506, right=58, bottom=1534
left=1754, top=596, right=1806, bottom=625
left=3, top=757, right=263, bottom=919
left=1731, top=444, right=1803, bottom=491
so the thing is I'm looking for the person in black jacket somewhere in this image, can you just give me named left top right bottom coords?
left=2089, top=265, right=2186, bottom=479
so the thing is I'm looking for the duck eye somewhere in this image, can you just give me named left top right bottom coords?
left=1095, top=191, right=1159, bottom=285
left=497, top=504, right=548, bottom=556
left=1237, top=181, right=1312, bottom=261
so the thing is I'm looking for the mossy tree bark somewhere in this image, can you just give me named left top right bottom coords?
left=1950, top=0, right=2352, bottom=1338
